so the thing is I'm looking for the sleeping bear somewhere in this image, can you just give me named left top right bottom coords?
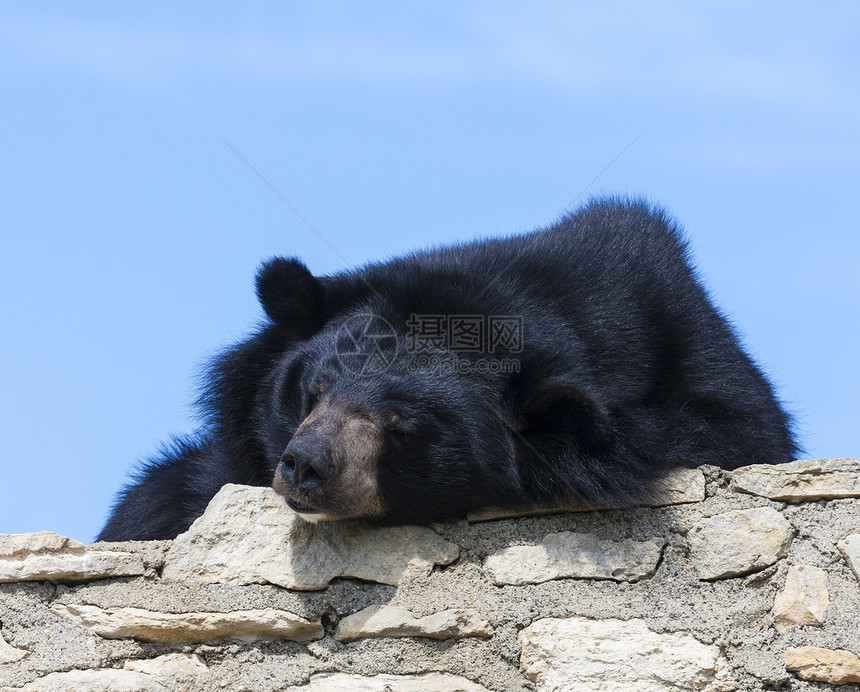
left=98, top=198, right=796, bottom=541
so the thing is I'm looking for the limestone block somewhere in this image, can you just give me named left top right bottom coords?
left=334, top=605, right=492, bottom=642
left=162, top=485, right=459, bottom=590
left=0, top=631, right=27, bottom=664
left=771, top=565, right=828, bottom=630
left=0, top=653, right=207, bottom=691
left=0, top=532, right=79, bottom=556
left=52, top=603, right=323, bottom=644
left=785, top=646, right=860, bottom=685
left=0, top=532, right=145, bottom=583
left=647, top=466, right=707, bottom=506
left=124, top=654, right=209, bottom=690
left=283, top=672, right=490, bottom=691
left=838, top=533, right=860, bottom=582
left=519, top=616, right=735, bottom=692
left=468, top=467, right=705, bottom=522
left=732, top=457, right=860, bottom=501
left=688, top=507, right=794, bottom=580
left=484, top=531, right=664, bottom=585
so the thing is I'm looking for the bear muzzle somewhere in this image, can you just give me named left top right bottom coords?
left=273, top=439, right=328, bottom=514
left=279, top=437, right=333, bottom=493
left=271, top=396, right=386, bottom=521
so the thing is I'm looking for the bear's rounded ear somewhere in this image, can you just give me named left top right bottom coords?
left=255, top=257, right=325, bottom=333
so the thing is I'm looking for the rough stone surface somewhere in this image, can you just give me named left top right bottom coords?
left=519, top=616, right=735, bottom=692
left=52, top=603, right=323, bottom=643
left=1, top=459, right=859, bottom=692
left=283, top=672, right=491, bottom=691
left=838, top=533, right=860, bottom=581
left=688, top=507, right=794, bottom=580
left=2, top=668, right=163, bottom=692
left=0, top=632, right=26, bottom=664
left=124, top=654, right=209, bottom=690
left=0, top=533, right=84, bottom=557
left=484, top=531, right=664, bottom=585
left=468, top=467, right=705, bottom=522
left=732, top=457, right=860, bottom=501
left=0, top=653, right=207, bottom=692
left=646, top=466, right=707, bottom=505
left=334, top=605, right=492, bottom=642
left=771, top=565, right=828, bottom=630
left=784, top=646, right=860, bottom=685
left=0, top=532, right=144, bottom=583
left=162, top=485, right=459, bottom=589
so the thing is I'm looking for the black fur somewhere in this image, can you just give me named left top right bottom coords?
left=98, top=198, right=796, bottom=541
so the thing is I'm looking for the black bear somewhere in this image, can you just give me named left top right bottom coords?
left=98, top=198, right=796, bottom=541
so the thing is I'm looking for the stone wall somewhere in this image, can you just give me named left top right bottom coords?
left=1, top=458, right=859, bottom=691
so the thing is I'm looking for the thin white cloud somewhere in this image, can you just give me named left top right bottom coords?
left=0, top=2, right=857, bottom=118
left=0, top=9, right=479, bottom=88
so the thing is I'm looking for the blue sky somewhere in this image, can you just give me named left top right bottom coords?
left=1, top=2, right=857, bottom=542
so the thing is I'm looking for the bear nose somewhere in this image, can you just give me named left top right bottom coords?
left=279, top=437, right=333, bottom=492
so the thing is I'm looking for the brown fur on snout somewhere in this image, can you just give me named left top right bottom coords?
left=272, top=397, right=385, bottom=519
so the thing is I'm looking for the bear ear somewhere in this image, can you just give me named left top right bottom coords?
left=520, top=379, right=611, bottom=452
left=255, top=257, right=325, bottom=334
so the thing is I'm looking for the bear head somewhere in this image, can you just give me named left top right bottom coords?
left=253, top=257, right=613, bottom=524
